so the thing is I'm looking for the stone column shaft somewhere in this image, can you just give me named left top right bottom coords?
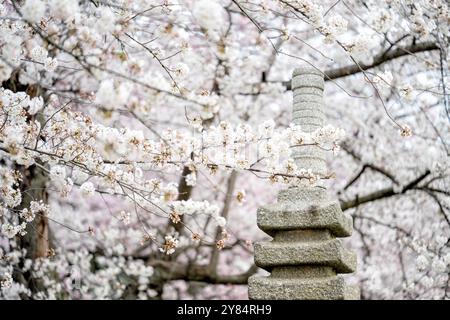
left=292, top=68, right=327, bottom=176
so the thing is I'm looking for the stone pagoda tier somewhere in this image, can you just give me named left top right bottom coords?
left=248, top=67, right=360, bottom=300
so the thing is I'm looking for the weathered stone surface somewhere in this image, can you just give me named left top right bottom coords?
left=277, top=187, right=327, bottom=203
left=248, top=66, right=359, bottom=300
left=248, top=275, right=360, bottom=300
left=292, top=72, right=324, bottom=91
left=254, top=239, right=357, bottom=273
left=257, top=201, right=353, bottom=237
left=293, top=109, right=324, bottom=119
left=292, top=102, right=325, bottom=116
left=293, top=93, right=323, bottom=103
left=292, top=66, right=323, bottom=77
left=292, top=86, right=323, bottom=96
left=292, top=114, right=325, bottom=125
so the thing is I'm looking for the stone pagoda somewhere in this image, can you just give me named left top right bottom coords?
left=248, top=67, right=359, bottom=300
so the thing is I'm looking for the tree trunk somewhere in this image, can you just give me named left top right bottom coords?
left=18, top=164, right=51, bottom=259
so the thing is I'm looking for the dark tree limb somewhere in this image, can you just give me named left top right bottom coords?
left=170, top=165, right=194, bottom=233
left=340, top=144, right=399, bottom=192
left=325, top=42, right=439, bottom=80
left=209, top=171, right=238, bottom=273
left=418, top=189, right=450, bottom=229
left=151, top=260, right=258, bottom=285
left=342, top=163, right=399, bottom=191
left=280, top=41, right=439, bottom=90
left=340, top=170, right=431, bottom=211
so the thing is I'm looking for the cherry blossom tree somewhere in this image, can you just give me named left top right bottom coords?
left=0, top=0, right=449, bottom=299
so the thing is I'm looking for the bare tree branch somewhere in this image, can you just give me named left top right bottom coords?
left=280, top=41, right=439, bottom=90
left=151, top=260, right=257, bottom=285
left=340, top=170, right=431, bottom=211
